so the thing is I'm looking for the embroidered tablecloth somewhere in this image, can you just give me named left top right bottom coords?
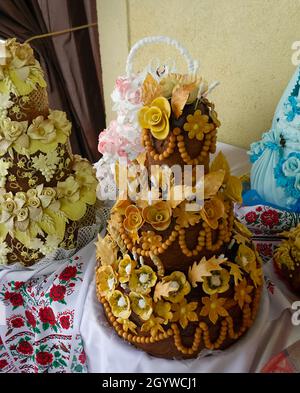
left=0, top=242, right=96, bottom=373
left=1, top=142, right=300, bottom=373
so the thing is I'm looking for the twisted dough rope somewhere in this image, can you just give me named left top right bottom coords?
left=126, top=35, right=198, bottom=76
left=126, top=35, right=219, bottom=100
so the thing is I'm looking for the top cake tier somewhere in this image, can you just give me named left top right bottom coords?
left=142, top=98, right=219, bottom=174
left=137, top=73, right=220, bottom=174
left=0, top=39, right=49, bottom=123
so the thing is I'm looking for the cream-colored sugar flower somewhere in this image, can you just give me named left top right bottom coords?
left=27, top=116, right=57, bottom=144
left=48, top=110, right=71, bottom=137
left=6, top=38, right=35, bottom=68
left=0, top=118, right=28, bottom=154
left=73, top=155, right=97, bottom=186
left=57, top=176, right=80, bottom=203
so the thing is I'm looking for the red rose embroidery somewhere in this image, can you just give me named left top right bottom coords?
left=25, top=310, right=36, bottom=328
left=17, top=341, right=34, bottom=355
left=14, top=281, right=24, bottom=290
left=0, top=359, right=8, bottom=369
left=11, top=317, right=24, bottom=328
left=36, top=351, right=53, bottom=366
left=39, top=307, right=56, bottom=325
left=60, top=315, right=70, bottom=329
left=59, top=266, right=77, bottom=281
left=79, top=351, right=86, bottom=365
left=4, top=291, right=12, bottom=300
left=261, top=209, right=279, bottom=228
left=245, top=211, right=257, bottom=224
left=256, top=206, right=262, bottom=212
left=49, top=285, right=66, bottom=302
left=9, top=293, right=23, bottom=307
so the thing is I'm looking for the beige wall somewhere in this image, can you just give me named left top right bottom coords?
left=97, top=0, right=300, bottom=149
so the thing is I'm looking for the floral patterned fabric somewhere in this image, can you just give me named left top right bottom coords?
left=0, top=241, right=95, bottom=373
left=235, top=203, right=300, bottom=263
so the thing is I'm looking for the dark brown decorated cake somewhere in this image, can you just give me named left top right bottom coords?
left=274, top=224, right=300, bottom=294
left=0, top=39, right=97, bottom=266
left=95, top=37, right=263, bottom=359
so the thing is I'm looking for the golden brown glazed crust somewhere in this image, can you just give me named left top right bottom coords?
left=98, top=268, right=262, bottom=360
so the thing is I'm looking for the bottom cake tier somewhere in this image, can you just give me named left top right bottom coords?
left=95, top=219, right=263, bottom=360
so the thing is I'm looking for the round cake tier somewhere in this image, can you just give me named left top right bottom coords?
left=117, top=200, right=234, bottom=272
left=96, top=227, right=263, bottom=360
left=143, top=99, right=218, bottom=175
left=7, top=86, right=49, bottom=124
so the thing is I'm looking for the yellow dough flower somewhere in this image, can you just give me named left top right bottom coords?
left=202, top=269, right=230, bottom=295
left=138, top=97, right=171, bottom=140
left=129, top=292, right=153, bottom=321
left=96, top=265, right=118, bottom=298
left=171, top=299, right=198, bottom=329
left=154, top=300, right=173, bottom=323
left=113, top=198, right=132, bottom=215
left=235, top=244, right=256, bottom=271
left=108, top=290, right=131, bottom=319
left=118, top=254, right=137, bottom=283
left=200, top=197, right=225, bottom=230
left=116, top=318, right=137, bottom=334
left=234, top=278, right=253, bottom=309
left=129, top=265, right=157, bottom=295
left=142, top=201, right=172, bottom=231
left=200, top=294, right=229, bottom=324
left=183, top=109, right=214, bottom=140
left=123, top=205, right=144, bottom=233
left=141, top=316, right=165, bottom=338
left=162, top=271, right=191, bottom=304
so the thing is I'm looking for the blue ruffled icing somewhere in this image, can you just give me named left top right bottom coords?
left=248, top=128, right=282, bottom=163
left=249, top=66, right=300, bottom=212
left=274, top=152, right=300, bottom=200
left=284, top=96, right=300, bottom=122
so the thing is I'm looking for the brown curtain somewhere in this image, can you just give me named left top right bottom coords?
left=0, top=0, right=105, bottom=162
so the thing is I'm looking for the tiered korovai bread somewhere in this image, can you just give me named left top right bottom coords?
left=95, top=42, right=263, bottom=359
left=0, top=39, right=97, bottom=266
left=274, top=224, right=300, bottom=294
